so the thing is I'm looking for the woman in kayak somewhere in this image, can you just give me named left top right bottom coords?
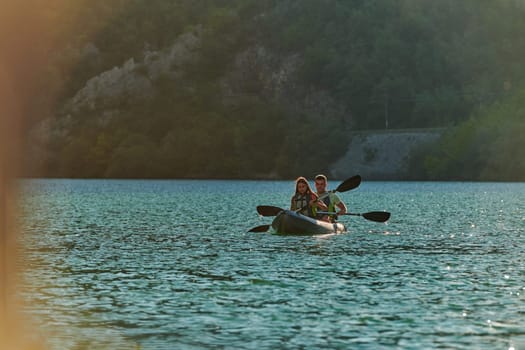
left=290, top=177, right=327, bottom=218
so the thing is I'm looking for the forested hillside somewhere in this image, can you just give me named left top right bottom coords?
left=22, top=0, right=525, bottom=180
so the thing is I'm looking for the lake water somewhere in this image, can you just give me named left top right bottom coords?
left=17, top=179, right=525, bottom=349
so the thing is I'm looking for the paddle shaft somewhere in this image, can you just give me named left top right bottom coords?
left=252, top=175, right=364, bottom=231
left=250, top=210, right=390, bottom=232
left=317, top=211, right=391, bottom=223
left=257, top=175, right=361, bottom=217
left=297, top=175, right=361, bottom=213
left=318, top=211, right=360, bottom=216
left=258, top=191, right=341, bottom=216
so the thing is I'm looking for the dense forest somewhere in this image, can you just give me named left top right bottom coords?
left=21, top=0, right=525, bottom=180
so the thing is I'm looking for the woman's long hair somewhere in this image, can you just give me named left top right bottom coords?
left=294, top=176, right=317, bottom=198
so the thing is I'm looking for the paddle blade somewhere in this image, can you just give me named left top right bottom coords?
left=248, top=224, right=271, bottom=233
left=362, top=211, right=391, bottom=223
left=256, top=205, right=284, bottom=217
left=335, top=175, right=361, bottom=193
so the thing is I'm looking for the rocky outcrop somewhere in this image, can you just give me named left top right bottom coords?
left=66, top=58, right=154, bottom=113
left=221, top=45, right=348, bottom=123
left=62, top=23, right=348, bottom=128
left=330, top=129, right=444, bottom=180
left=221, top=45, right=300, bottom=99
left=65, top=27, right=202, bottom=114
left=143, top=28, right=201, bottom=81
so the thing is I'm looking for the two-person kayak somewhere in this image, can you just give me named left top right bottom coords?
left=248, top=175, right=390, bottom=235
left=248, top=207, right=390, bottom=235
left=271, top=210, right=346, bottom=235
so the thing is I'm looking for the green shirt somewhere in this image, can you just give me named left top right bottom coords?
left=318, top=192, right=341, bottom=213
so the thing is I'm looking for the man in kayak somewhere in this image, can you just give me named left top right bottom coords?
left=291, top=176, right=327, bottom=218
left=314, top=174, right=347, bottom=222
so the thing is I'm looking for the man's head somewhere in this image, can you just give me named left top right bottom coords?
left=314, top=174, right=327, bottom=193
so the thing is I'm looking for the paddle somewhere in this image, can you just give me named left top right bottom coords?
left=329, top=174, right=362, bottom=194
left=256, top=175, right=362, bottom=217
left=257, top=205, right=284, bottom=217
left=248, top=210, right=391, bottom=232
left=248, top=224, right=271, bottom=233
left=317, top=211, right=391, bottom=223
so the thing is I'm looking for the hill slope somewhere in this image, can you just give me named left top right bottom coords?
left=22, top=0, right=525, bottom=180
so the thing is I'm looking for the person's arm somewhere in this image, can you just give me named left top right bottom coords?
left=331, top=193, right=347, bottom=215
left=310, top=194, right=328, bottom=211
left=336, top=200, right=347, bottom=215
left=290, top=196, right=296, bottom=210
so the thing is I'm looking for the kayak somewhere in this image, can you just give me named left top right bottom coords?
left=271, top=210, right=346, bottom=235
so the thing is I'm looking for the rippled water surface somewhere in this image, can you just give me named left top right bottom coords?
left=18, top=179, right=525, bottom=349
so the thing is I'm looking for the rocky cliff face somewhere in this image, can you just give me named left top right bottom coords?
left=27, top=25, right=364, bottom=178
left=330, top=129, right=444, bottom=180
left=64, top=28, right=203, bottom=115
left=221, top=44, right=348, bottom=123
left=58, top=24, right=348, bottom=125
